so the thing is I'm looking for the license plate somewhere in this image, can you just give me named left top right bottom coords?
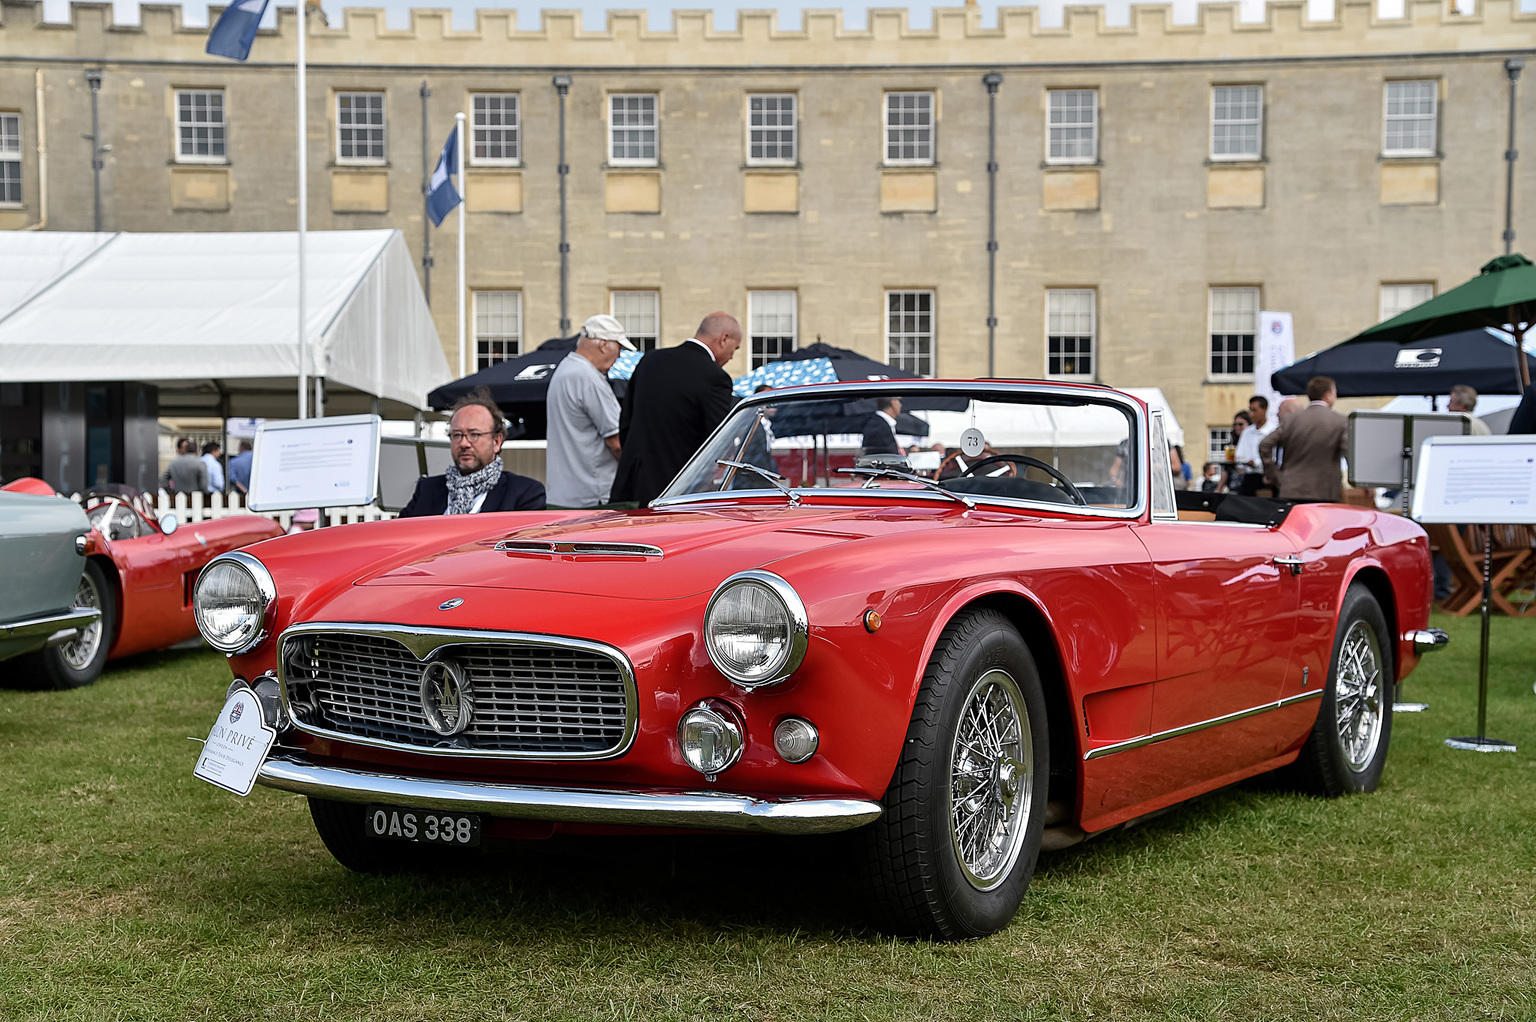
left=364, top=805, right=481, bottom=847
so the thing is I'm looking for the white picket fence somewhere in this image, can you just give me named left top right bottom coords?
left=70, top=491, right=396, bottom=531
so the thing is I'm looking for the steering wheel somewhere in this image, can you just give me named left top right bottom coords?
left=957, top=455, right=1087, bottom=506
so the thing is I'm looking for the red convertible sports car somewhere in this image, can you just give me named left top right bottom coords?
left=192, top=381, right=1445, bottom=938
left=2, top=479, right=283, bottom=687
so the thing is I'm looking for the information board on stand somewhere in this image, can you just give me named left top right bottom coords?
left=247, top=414, right=382, bottom=513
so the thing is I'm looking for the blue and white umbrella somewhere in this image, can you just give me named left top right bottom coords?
left=609, top=349, right=644, bottom=382
left=732, top=357, right=838, bottom=396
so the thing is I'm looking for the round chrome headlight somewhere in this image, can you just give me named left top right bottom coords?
left=703, top=570, right=809, bottom=688
left=194, top=552, right=276, bottom=654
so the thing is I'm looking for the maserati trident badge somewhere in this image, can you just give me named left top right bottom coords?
left=419, top=660, right=473, bottom=736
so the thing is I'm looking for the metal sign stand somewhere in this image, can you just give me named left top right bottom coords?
left=1395, top=418, right=1428, bottom=713
left=1444, top=526, right=1518, bottom=753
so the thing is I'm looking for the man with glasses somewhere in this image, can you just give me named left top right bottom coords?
left=399, top=389, right=545, bottom=516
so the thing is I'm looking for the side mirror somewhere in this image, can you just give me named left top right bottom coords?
left=159, top=513, right=179, bottom=536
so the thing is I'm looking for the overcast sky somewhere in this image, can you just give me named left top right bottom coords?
left=41, top=0, right=1512, bottom=33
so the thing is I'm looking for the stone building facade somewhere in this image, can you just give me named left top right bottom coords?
left=1, top=0, right=1531, bottom=455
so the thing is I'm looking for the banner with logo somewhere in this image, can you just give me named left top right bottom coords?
left=1257, top=312, right=1297, bottom=410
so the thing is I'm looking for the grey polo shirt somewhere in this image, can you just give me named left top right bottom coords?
left=545, top=351, right=622, bottom=507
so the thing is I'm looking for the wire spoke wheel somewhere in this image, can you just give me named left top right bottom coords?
left=948, top=669, right=1033, bottom=891
left=61, top=570, right=104, bottom=671
left=1334, top=619, right=1384, bottom=772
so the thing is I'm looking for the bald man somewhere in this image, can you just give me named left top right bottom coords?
left=611, top=311, right=743, bottom=505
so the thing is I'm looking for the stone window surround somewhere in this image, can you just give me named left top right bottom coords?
left=473, top=289, right=523, bottom=368
left=745, top=92, right=797, bottom=167
left=0, top=111, right=21, bottom=207
left=747, top=289, right=798, bottom=369
left=173, top=88, right=228, bottom=165
left=883, top=91, right=935, bottom=167
left=610, top=289, right=660, bottom=352
left=1208, top=285, right=1261, bottom=382
left=469, top=92, right=520, bottom=168
left=1045, top=288, right=1096, bottom=379
left=1381, top=79, right=1439, bottom=159
left=1209, top=84, right=1263, bottom=163
left=608, top=92, right=659, bottom=167
left=1046, top=88, right=1098, bottom=166
left=1379, top=282, right=1435, bottom=323
left=886, top=288, right=936, bottom=377
left=335, top=90, right=387, bottom=166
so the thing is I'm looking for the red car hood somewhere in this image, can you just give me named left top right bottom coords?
left=355, top=503, right=964, bottom=600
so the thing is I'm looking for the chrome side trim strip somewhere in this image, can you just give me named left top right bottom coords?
left=1083, top=689, right=1324, bottom=761
left=256, top=754, right=884, bottom=836
left=495, top=540, right=664, bottom=558
left=0, top=606, right=100, bottom=641
left=276, top=621, right=640, bottom=761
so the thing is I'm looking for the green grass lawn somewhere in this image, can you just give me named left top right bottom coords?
left=2, top=612, right=1533, bottom=1021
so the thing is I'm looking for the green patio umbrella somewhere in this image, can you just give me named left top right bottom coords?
left=1347, top=253, right=1536, bottom=388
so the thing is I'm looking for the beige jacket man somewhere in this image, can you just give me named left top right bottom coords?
left=1260, top=386, right=1348, bottom=502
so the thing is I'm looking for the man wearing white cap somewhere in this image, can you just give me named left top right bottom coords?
left=544, top=313, right=636, bottom=508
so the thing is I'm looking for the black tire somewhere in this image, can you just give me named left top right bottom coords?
left=18, top=559, right=115, bottom=690
left=862, top=608, right=1050, bottom=940
left=308, top=798, right=480, bottom=875
left=1291, top=585, right=1393, bottom=797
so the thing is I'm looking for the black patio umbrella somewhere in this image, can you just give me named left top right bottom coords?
left=427, top=335, right=628, bottom=439
left=1271, top=328, right=1536, bottom=398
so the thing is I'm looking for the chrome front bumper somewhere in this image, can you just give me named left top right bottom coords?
left=1408, top=628, right=1450, bottom=654
left=1, top=606, right=100, bottom=647
left=256, top=754, right=884, bottom=836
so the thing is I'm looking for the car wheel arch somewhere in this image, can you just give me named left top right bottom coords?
left=1341, top=562, right=1400, bottom=685
left=909, top=586, right=1080, bottom=825
left=88, top=553, right=125, bottom=652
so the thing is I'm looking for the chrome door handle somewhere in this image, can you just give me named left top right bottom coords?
left=1274, top=556, right=1304, bottom=576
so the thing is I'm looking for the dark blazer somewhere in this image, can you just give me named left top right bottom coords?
left=398, top=471, right=546, bottom=517
left=860, top=413, right=902, bottom=456
left=612, top=341, right=735, bottom=505
left=1258, top=403, right=1347, bottom=502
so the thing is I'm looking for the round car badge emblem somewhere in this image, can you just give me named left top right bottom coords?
left=960, top=428, right=987, bottom=458
left=438, top=597, right=464, bottom=611
left=419, top=660, right=473, bottom=736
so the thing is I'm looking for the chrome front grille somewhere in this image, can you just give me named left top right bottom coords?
left=278, top=625, right=636, bottom=759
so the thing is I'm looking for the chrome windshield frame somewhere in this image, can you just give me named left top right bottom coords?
left=651, top=380, right=1149, bottom=521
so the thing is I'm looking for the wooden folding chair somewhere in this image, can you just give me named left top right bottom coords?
left=1433, top=523, right=1532, bottom=617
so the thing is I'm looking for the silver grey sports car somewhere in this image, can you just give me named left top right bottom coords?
left=0, top=491, right=101, bottom=687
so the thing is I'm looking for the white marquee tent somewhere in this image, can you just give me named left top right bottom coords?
left=0, top=230, right=450, bottom=418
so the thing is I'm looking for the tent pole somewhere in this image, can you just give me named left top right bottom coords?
left=295, top=1, right=308, bottom=419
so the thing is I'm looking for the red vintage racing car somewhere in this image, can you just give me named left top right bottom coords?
left=193, top=381, right=1444, bottom=938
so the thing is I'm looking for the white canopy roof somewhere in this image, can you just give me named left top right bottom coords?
left=914, top=387, right=1186, bottom=449
left=0, top=230, right=450, bottom=416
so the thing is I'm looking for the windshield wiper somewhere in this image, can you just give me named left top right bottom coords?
left=833, top=467, right=976, bottom=509
left=716, top=460, right=801, bottom=506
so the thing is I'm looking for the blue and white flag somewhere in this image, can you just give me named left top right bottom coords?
left=426, top=128, right=462, bottom=227
left=206, top=0, right=271, bottom=61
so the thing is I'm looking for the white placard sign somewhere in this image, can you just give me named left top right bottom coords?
left=1411, top=435, right=1536, bottom=525
left=248, top=413, right=381, bottom=512
left=1257, top=311, right=1297, bottom=408
left=193, top=687, right=277, bottom=797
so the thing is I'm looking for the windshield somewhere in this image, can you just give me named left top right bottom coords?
left=661, top=388, right=1140, bottom=510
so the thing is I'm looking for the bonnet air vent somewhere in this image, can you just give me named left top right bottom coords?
left=494, top=540, right=664, bottom=558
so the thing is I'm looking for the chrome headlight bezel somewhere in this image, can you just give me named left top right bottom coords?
left=193, top=551, right=277, bottom=655
left=703, top=570, right=809, bottom=689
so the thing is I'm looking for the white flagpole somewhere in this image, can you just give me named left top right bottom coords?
left=455, top=110, right=466, bottom=379
left=296, top=0, right=309, bottom=418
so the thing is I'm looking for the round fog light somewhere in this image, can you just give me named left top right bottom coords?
left=678, top=704, right=744, bottom=780
left=773, top=717, right=819, bottom=764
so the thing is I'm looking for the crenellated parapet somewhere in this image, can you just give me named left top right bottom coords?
left=1, top=0, right=1531, bottom=67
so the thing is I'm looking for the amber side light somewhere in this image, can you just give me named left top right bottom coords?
left=863, top=610, right=882, bottom=633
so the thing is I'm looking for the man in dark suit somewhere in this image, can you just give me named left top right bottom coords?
left=400, top=390, right=545, bottom=516
left=1259, top=376, right=1348, bottom=503
left=611, top=311, right=742, bottom=505
left=861, top=396, right=903, bottom=456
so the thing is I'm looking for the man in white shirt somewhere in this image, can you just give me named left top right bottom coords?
left=201, top=441, right=225, bottom=494
left=545, top=314, right=635, bottom=508
left=1235, top=395, right=1279, bottom=495
left=1448, top=384, right=1492, bottom=435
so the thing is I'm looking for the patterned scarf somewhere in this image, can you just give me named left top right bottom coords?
left=444, top=456, right=503, bottom=515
